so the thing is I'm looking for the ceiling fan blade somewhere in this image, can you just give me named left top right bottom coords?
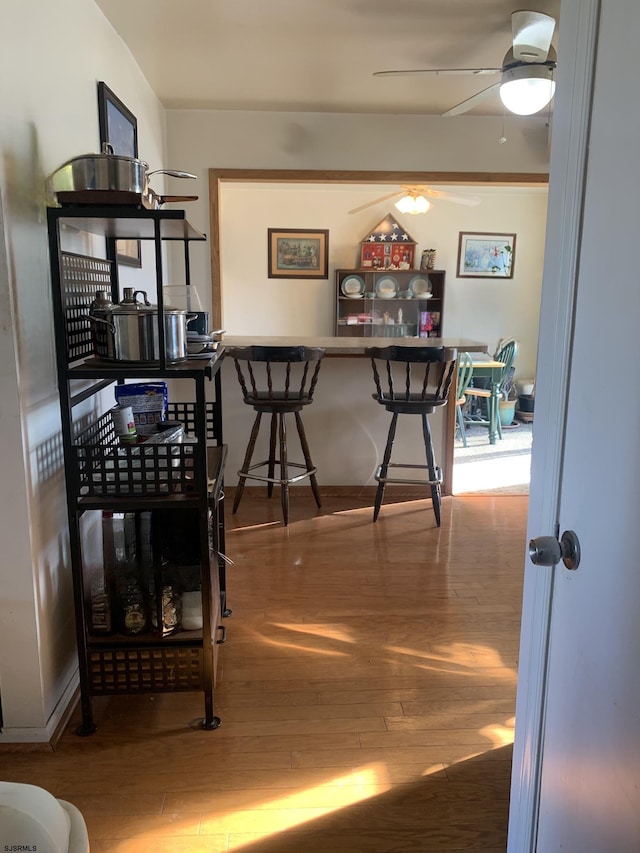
left=373, top=68, right=500, bottom=78
left=348, top=191, right=403, bottom=215
left=511, top=11, right=556, bottom=62
left=423, top=188, right=480, bottom=206
left=441, top=82, right=502, bottom=117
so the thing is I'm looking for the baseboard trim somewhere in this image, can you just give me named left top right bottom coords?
left=0, top=670, right=79, bottom=749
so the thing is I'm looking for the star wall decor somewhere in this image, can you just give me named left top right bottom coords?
left=359, top=214, right=416, bottom=268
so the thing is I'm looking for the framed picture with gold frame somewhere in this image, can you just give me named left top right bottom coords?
left=268, top=229, right=329, bottom=279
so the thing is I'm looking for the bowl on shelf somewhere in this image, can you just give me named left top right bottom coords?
left=375, top=276, right=398, bottom=298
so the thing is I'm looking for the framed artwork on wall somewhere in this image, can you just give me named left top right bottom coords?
left=457, top=232, right=516, bottom=279
left=97, top=81, right=142, bottom=268
left=268, top=229, right=329, bottom=279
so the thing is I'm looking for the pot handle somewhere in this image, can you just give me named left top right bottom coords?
left=147, top=169, right=197, bottom=180
left=101, top=142, right=115, bottom=156
left=84, top=314, right=115, bottom=333
left=132, top=289, right=151, bottom=306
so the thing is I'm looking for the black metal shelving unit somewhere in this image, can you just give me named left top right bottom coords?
left=47, top=205, right=229, bottom=735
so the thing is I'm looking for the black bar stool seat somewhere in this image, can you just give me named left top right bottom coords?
left=366, top=345, right=458, bottom=526
left=225, top=345, right=325, bottom=526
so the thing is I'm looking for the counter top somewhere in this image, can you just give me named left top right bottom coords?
left=221, top=336, right=488, bottom=356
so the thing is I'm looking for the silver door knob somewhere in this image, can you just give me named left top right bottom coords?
left=529, top=530, right=580, bottom=570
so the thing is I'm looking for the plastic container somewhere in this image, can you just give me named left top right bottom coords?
left=518, top=394, right=535, bottom=413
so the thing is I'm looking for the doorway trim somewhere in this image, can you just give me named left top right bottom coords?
left=506, top=0, right=601, bottom=849
left=208, top=168, right=549, bottom=329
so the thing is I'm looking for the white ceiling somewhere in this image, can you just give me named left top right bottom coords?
left=95, top=0, right=561, bottom=116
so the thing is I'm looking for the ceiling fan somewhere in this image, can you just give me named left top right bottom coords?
left=348, top=185, right=481, bottom=215
left=373, top=10, right=557, bottom=117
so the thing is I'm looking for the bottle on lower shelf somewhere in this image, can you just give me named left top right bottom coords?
left=89, top=580, right=112, bottom=635
left=149, top=580, right=182, bottom=636
left=181, top=589, right=203, bottom=630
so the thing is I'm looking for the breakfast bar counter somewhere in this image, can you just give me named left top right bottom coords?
left=222, top=335, right=488, bottom=357
left=220, top=336, right=489, bottom=497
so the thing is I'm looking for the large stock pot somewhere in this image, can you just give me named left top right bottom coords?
left=89, top=289, right=195, bottom=363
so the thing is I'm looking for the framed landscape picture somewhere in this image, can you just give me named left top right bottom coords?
left=457, top=232, right=516, bottom=279
left=268, top=229, right=329, bottom=279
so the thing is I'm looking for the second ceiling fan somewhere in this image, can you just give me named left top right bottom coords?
left=373, top=10, right=557, bottom=117
left=349, top=185, right=480, bottom=216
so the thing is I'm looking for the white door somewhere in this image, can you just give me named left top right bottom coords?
left=509, top=0, right=640, bottom=850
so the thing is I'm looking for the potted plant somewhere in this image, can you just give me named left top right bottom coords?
left=498, top=372, right=518, bottom=427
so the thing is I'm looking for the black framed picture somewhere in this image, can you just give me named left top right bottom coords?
left=97, top=81, right=142, bottom=267
left=457, top=232, right=516, bottom=279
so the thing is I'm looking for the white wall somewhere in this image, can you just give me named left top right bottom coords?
left=0, top=0, right=166, bottom=740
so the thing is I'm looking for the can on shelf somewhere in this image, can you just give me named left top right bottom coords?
left=110, top=405, right=137, bottom=442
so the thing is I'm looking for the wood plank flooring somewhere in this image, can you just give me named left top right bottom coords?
left=3, top=491, right=527, bottom=852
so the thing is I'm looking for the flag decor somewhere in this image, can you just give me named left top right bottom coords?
left=359, top=214, right=417, bottom=269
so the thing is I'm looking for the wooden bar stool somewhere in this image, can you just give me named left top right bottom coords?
left=366, top=345, right=458, bottom=526
left=225, top=345, right=325, bottom=526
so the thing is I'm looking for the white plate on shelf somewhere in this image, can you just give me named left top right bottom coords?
left=409, top=275, right=433, bottom=297
left=375, top=276, right=398, bottom=298
left=341, top=274, right=365, bottom=297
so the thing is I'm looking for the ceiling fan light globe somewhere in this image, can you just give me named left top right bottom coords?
left=499, top=65, right=556, bottom=115
left=395, top=195, right=431, bottom=215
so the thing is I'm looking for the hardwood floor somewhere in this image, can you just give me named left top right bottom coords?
left=4, top=491, right=527, bottom=852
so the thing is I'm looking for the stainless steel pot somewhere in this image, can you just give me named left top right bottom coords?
left=49, top=144, right=196, bottom=196
left=88, top=288, right=194, bottom=363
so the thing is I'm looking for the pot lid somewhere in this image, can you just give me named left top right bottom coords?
left=60, top=143, right=149, bottom=169
left=112, top=302, right=155, bottom=315
left=113, top=289, right=191, bottom=315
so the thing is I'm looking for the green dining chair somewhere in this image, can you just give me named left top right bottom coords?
left=455, top=352, right=475, bottom=447
left=465, top=340, right=518, bottom=440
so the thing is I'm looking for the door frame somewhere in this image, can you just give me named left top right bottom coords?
left=507, top=1, right=601, bottom=849
left=208, top=168, right=548, bottom=494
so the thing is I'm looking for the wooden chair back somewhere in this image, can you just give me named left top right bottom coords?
left=365, top=346, right=458, bottom=413
left=225, top=345, right=325, bottom=410
left=456, top=352, right=474, bottom=405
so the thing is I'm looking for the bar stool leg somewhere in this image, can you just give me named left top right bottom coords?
left=233, top=410, right=263, bottom=515
left=278, top=413, right=290, bottom=525
left=374, top=412, right=398, bottom=522
left=295, top=411, right=322, bottom=509
left=421, top=412, right=441, bottom=527
left=267, top=412, right=277, bottom=498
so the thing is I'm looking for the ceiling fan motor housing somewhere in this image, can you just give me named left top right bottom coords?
left=501, top=45, right=557, bottom=74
